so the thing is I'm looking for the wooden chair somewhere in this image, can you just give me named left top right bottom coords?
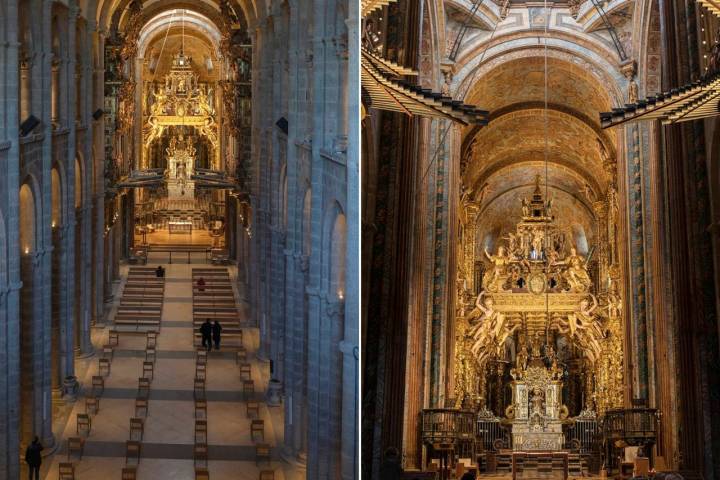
left=108, top=329, right=119, bottom=346
left=143, top=361, right=154, bottom=380
left=98, top=357, right=111, bottom=376
left=121, top=466, right=137, bottom=480
left=102, top=344, right=114, bottom=361
left=246, top=401, right=260, bottom=419
left=236, top=348, right=247, bottom=364
left=195, top=398, right=208, bottom=419
left=126, top=440, right=141, bottom=465
left=196, top=349, right=208, bottom=364
left=259, top=471, right=275, bottom=480
left=138, top=377, right=150, bottom=398
left=92, top=375, right=104, bottom=396
left=243, top=379, right=255, bottom=399
left=85, top=395, right=100, bottom=415
left=196, top=363, right=207, bottom=380
left=195, top=419, right=208, bottom=444
left=251, top=419, right=265, bottom=442
left=130, top=417, right=145, bottom=441
left=194, top=378, right=206, bottom=399
left=67, top=437, right=84, bottom=460
left=195, top=467, right=210, bottom=480
left=194, top=443, right=209, bottom=468
left=135, top=397, right=149, bottom=417
left=239, top=363, right=252, bottom=381
left=255, top=443, right=271, bottom=466
left=146, top=331, right=158, bottom=348
left=58, top=462, right=75, bottom=480
left=145, top=347, right=157, bottom=363
left=77, top=413, right=91, bottom=436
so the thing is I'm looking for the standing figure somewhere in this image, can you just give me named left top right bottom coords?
left=200, top=318, right=213, bottom=352
left=25, top=436, right=43, bottom=480
left=483, top=246, right=509, bottom=291
left=212, top=320, right=222, bottom=350
left=197, top=277, right=206, bottom=292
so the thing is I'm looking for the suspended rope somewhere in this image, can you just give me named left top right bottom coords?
left=150, top=11, right=175, bottom=84
left=543, top=0, right=550, bottom=346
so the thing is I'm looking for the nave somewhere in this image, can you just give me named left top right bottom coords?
left=42, top=260, right=299, bottom=480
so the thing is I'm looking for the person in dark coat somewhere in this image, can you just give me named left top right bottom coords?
left=212, top=320, right=222, bottom=350
left=197, top=277, right=206, bottom=292
left=379, top=447, right=402, bottom=480
left=25, top=436, right=43, bottom=480
left=200, top=319, right=212, bottom=351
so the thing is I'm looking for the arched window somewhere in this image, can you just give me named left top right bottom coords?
left=19, top=183, right=36, bottom=254
left=51, top=168, right=62, bottom=228
left=329, top=212, right=346, bottom=299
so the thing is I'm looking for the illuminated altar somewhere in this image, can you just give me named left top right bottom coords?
left=508, top=334, right=565, bottom=451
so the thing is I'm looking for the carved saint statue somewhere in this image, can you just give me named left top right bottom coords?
left=531, top=229, right=544, bottom=260
left=522, top=198, right=530, bottom=217
left=530, top=387, right=545, bottom=417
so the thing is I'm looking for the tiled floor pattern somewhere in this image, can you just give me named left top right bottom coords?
left=41, top=263, right=300, bottom=480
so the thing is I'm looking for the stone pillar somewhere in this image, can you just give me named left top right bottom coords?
left=20, top=250, right=55, bottom=452
left=20, top=58, right=32, bottom=122
left=1, top=4, right=23, bottom=476
left=51, top=227, right=62, bottom=402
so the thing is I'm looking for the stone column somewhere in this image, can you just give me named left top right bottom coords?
left=50, top=226, right=63, bottom=402
left=20, top=249, right=55, bottom=451
left=1, top=4, right=23, bottom=476
left=20, top=58, right=32, bottom=122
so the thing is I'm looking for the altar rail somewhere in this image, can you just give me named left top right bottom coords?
left=563, top=416, right=599, bottom=454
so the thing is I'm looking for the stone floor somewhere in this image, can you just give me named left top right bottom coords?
left=40, top=259, right=304, bottom=480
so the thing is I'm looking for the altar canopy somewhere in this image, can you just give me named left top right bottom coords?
left=143, top=49, right=219, bottom=169
left=454, top=176, right=624, bottom=450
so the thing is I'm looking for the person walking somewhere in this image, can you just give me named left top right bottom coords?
left=197, top=276, right=206, bottom=292
left=25, top=436, right=43, bottom=480
left=212, top=320, right=222, bottom=350
left=200, top=318, right=212, bottom=352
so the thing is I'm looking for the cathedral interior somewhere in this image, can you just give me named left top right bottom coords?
left=0, top=0, right=358, bottom=479
left=362, top=0, right=720, bottom=478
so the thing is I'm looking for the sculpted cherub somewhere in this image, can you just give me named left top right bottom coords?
left=566, top=293, right=598, bottom=338
left=468, top=292, right=507, bottom=357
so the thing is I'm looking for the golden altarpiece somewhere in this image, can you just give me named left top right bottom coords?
left=142, top=49, right=220, bottom=173
left=453, top=176, right=624, bottom=451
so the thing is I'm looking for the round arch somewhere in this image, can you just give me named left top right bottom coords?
left=19, top=181, right=39, bottom=254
